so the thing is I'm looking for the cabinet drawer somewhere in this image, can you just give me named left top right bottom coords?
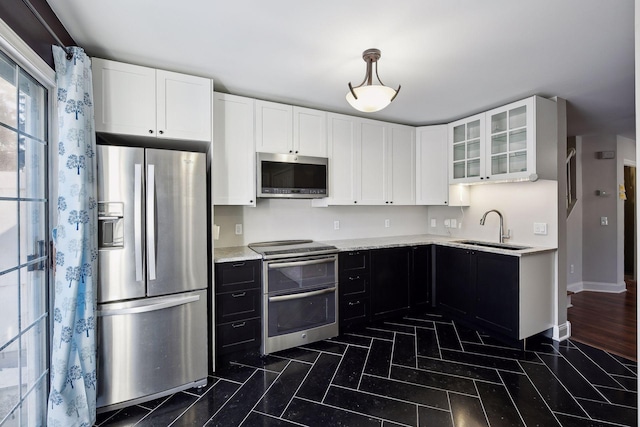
left=216, top=289, right=261, bottom=324
left=215, top=260, right=261, bottom=293
left=339, top=251, right=369, bottom=271
left=340, top=273, right=368, bottom=296
left=216, top=317, right=261, bottom=355
left=340, top=297, right=369, bottom=323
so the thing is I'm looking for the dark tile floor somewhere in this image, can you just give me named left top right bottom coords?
left=96, top=312, right=638, bottom=427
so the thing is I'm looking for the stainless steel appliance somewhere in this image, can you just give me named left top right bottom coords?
left=248, top=240, right=339, bottom=354
left=256, top=152, right=328, bottom=198
left=96, top=145, right=208, bottom=412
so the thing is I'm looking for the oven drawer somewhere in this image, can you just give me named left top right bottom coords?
left=215, top=260, right=261, bottom=294
left=216, top=289, right=261, bottom=324
left=216, top=317, right=261, bottom=355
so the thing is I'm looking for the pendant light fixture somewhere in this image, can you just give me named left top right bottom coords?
left=346, top=48, right=401, bottom=113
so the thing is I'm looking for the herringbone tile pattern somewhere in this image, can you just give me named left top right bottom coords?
left=97, top=312, right=638, bottom=426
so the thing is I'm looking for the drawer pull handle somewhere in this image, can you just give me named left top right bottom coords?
left=231, top=292, right=246, bottom=298
left=349, top=276, right=360, bottom=281
left=232, top=262, right=246, bottom=267
left=232, top=322, right=246, bottom=328
left=348, top=300, right=361, bottom=306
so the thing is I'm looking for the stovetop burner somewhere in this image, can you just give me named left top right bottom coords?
left=248, top=240, right=338, bottom=259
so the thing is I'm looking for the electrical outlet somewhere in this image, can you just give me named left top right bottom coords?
left=384, top=219, right=390, bottom=228
left=533, top=222, right=548, bottom=235
left=450, top=219, right=457, bottom=228
left=430, top=219, right=437, bottom=227
left=444, top=219, right=450, bottom=228
left=600, top=216, right=608, bottom=226
left=570, top=264, right=575, bottom=274
left=334, top=220, right=340, bottom=230
left=235, top=224, right=243, bottom=235
left=458, top=222, right=462, bottom=229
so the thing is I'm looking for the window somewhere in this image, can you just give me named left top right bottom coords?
left=0, top=50, right=48, bottom=427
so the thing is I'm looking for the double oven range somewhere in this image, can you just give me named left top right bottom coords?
left=248, top=240, right=339, bottom=355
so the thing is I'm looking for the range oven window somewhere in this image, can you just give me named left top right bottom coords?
left=266, top=256, right=336, bottom=293
left=267, top=288, right=336, bottom=337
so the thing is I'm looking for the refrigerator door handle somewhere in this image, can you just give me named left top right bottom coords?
left=147, top=164, right=157, bottom=281
left=134, top=163, right=143, bottom=282
left=97, top=294, right=200, bottom=317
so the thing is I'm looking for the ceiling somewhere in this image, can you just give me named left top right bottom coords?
left=46, top=0, right=636, bottom=139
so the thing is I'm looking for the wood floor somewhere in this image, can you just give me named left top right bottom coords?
left=568, top=279, right=637, bottom=361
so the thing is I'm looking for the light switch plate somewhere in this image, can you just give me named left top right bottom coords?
left=444, top=219, right=450, bottom=228
left=235, top=224, right=243, bottom=235
left=601, top=216, right=608, bottom=226
left=533, top=222, right=547, bottom=235
left=450, top=219, right=457, bottom=228
left=334, top=220, right=340, bottom=230
left=430, top=219, right=437, bottom=227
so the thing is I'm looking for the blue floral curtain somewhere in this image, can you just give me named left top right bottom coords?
left=47, top=46, right=97, bottom=427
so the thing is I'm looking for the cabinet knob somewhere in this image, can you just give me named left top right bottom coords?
left=148, top=130, right=154, bottom=134
left=480, top=177, right=484, bottom=180
left=159, top=130, right=164, bottom=135
left=486, top=176, right=490, bottom=179
left=289, top=150, right=293, bottom=153
left=390, top=201, right=393, bottom=204
left=354, top=201, right=357, bottom=204
left=385, top=201, right=389, bottom=204
left=295, top=151, right=298, bottom=154
left=250, top=200, right=254, bottom=203
left=444, top=201, right=448, bottom=204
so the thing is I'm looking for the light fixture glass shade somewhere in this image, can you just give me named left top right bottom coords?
left=345, top=84, right=397, bottom=113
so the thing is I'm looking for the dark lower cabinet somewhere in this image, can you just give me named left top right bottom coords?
left=435, top=245, right=519, bottom=339
left=214, top=260, right=262, bottom=358
left=473, top=251, right=519, bottom=337
left=339, top=251, right=371, bottom=331
left=371, top=247, right=411, bottom=320
left=410, top=245, right=432, bottom=311
left=435, top=245, right=472, bottom=317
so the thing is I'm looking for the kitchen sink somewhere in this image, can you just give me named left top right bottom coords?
left=454, top=240, right=531, bottom=250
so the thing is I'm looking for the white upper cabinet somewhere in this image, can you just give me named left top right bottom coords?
left=255, top=100, right=293, bottom=153
left=449, top=113, right=485, bottom=183
left=388, top=124, right=416, bottom=205
left=255, top=100, right=327, bottom=156
left=322, top=113, right=361, bottom=205
left=416, top=125, right=448, bottom=205
left=359, top=119, right=388, bottom=205
left=212, top=93, right=256, bottom=206
left=92, top=58, right=212, bottom=142
left=448, top=96, right=557, bottom=184
left=293, top=107, right=327, bottom=157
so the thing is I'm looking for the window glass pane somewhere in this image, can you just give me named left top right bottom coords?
left=491, top=134, right=507, bottom=155
left=0, top=201, right=18, bottom=273
left=491, top=111, right=507, bottom=134
left=492, top=154, right=508, bottom=175
left=467, top=120, right=480, bottom=139
left=18, top=137, right=45, bottom=200
left=20, top=318, right=47, bottom=401
left=509, top=152, right=527, bottom=172
left=20, top=267, right=46, bottom=330
left=18, top=70, right=46, bottom=141
left=0, top=270, right=19, bottom=347
left=509, top=105, right=527, bottom=129
left=21, top=376, right=46, bottom=427
left=0, top=126, right=17, bottom=198
left=453, top=124, right=465, bottom=143
left=19, top=201, right=46, bottom=266
left=509, top=129, right=527, bottom=152
left=453, top=143, right=465, bottom=161
left=453, top=162, right=465, bottom=179
left=0, top=53, right=17, bottom=129
left=467, top=158, right=480, bottom=177
left=467, top=140, right=480, bottom=159
left=0, top=338, right=20, bottom=423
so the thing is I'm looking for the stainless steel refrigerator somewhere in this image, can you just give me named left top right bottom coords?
left=96, top=145, right=208, bottom=411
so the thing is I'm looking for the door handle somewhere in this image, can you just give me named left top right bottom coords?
left=97, top=294, right=200, bottom=317
left=147, top=164, right=156, bottom=281
left=268, top=287, right=336, bottom=303
left=134, top=163, right=143, bottom=281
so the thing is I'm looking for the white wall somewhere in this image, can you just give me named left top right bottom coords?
left=427, top=180, right=558, bottom=248
left=214, top=201, right=430, bottom=247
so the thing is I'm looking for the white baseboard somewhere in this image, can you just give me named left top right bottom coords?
left=552, top=321, right=572, bottom=342
left=567, top=281, right=626, bottom=293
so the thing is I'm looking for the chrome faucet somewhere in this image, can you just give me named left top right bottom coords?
left=480, top=209, right=511, bottom=243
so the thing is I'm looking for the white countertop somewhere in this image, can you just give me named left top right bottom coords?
left=214, top=234, right=556, bottom=263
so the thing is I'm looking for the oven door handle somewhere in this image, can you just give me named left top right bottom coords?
left=268, top=287, right=336, bottom=302
left=268, top=258, right=335, bottom=269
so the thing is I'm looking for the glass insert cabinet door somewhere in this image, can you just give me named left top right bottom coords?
left=487, top=99, right=532, bottom=178
left=449, top=113, right=485, bottom=182
left=0, top=50, right=49, bottom=427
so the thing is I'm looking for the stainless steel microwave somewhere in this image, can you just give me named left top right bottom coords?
left=256, top=152, right=328, bottom=199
